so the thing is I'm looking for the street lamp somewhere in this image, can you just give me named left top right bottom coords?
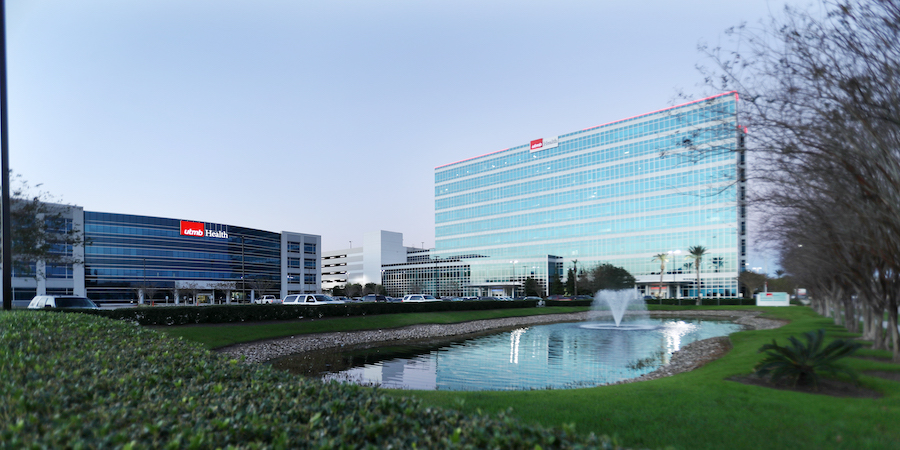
left=668, top=250, right=681, bottom=298
left=509, top=260, right=518, bottom=297
left=572, top=259, right=579, bottom=297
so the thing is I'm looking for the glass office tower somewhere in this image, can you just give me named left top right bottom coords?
left=83, top=212, right=322, bottom=301
left=434, top=93, right=745, bottom=298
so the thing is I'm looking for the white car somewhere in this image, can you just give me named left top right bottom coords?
left=28, top=295, right=99, bottom=309
left=402, top=294, right=439, bottom=303
left=281, top=294, right=345, bottom=305
left=255, top=295, right=279, bottom=304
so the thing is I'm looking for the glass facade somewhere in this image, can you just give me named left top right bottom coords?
left=434, top=93, right=745, bottom=297
left=84, top=212, right=282, bottom=301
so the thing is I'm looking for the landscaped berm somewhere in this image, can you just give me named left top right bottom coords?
left=2, top=305, right=900, bottom=449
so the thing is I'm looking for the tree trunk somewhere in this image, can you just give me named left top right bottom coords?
left=873, top=304, right=886, bottom=350
left=695, top=266, right=702, bottom=306
left=844, top=298, right=857, bottom=333
left=862, top=302, right=875, bottom=341
left=889, top=296, right=899, bottom=362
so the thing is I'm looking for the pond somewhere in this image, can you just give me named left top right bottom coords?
left=270, top=318, right=744, bottom=391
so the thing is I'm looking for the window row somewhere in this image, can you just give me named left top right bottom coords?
left=436, top=124, right=736, bottom=197
left=437, top=200, right=736, bottom=241
left=435, top=98, right=736, bottom=183
left=436, top=209, right=738, bottom=251
left=435, top=167, right=736, bottom=225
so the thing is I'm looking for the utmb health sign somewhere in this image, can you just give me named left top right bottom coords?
left=180, top=220, right=228, bottom=239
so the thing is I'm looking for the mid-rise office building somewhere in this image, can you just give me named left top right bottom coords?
left=7, top=208, right=321, bottom=303
left=434, top=93, right=745, bottom=298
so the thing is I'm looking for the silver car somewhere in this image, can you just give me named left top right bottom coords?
left=281, top=294, right=345, bottom=305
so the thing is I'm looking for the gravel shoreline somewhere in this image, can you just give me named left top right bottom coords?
left=217, top=309, right=786, bottom=384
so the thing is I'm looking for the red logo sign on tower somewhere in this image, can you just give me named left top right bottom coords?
left=180, top=221, right=205, bottom=237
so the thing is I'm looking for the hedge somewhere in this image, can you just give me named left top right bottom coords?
left=81, top=299, right=539, bottom=326
left=0, top=311, right=624, bottom=449
left=544, top=298, right=756, bottom=308
left=645, top=298, right=756, bottom=306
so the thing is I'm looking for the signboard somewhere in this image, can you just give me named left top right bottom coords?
left=755, top=292, right=790, bottom=306
left=529, top=136, right=559, bottom=152
left=180, top=220, right=205, bottom=237
left=180, top=220, right=229, bottom=239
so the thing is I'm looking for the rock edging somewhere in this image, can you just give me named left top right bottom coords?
left=217, top=310, right=786, bottom=383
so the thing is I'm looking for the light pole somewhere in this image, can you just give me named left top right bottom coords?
left=509, top=260, right=518, bottom=297
left=142, top=258, right=146, bottom=305
left=668, top=250, right=681, bottom=298
left=572, top=259, right=579, bottom=297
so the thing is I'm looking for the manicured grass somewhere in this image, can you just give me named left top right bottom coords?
left=1, top=311, right=612, bottom=448
left=158, top=306, right=590, bottom=349
left=405, top=307, right=900, bottom=449
left=163, top=304, right=900, bottom=448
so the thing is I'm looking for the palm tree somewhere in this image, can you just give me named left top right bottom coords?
left=651, top=253, right=669, bottom=298
left=686, top=245, right=708, bottom=305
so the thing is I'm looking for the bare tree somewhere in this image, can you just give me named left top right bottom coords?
left=246, top=276, right=275, bottom=302
left=694, top=0, right=900, bottom=359
left=133, top=282, right=159, bottom=305
left=738, top=271, right=766, bottom=298
left=180, top=282, right=201, bottom=305
left=214, top=281, right=237, bottom=304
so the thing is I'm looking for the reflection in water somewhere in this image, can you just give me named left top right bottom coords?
left=270, top=318, right=742, bottom=391
left=510, top=328, right=527, bottom=364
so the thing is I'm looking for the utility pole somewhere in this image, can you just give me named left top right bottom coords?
left=572, top=259, right=578, bottom=297
left=1, top=0, right=12, bottom=310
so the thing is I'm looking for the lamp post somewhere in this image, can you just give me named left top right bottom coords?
left=142, top=258, right=146, bottom=305
left=509, top=260, right=518, bottom=297
left=572, top=259, right=579, bottom=297
left=667, top=250, right=681, bottom=298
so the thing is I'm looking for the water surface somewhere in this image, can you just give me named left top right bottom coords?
left=271, top=318, right=742, bottom=390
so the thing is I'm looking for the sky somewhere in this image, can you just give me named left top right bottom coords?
left=8, top=0, right=785, bottom=268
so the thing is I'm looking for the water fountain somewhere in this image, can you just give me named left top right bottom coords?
left=582, top=289, right=659, bottom=330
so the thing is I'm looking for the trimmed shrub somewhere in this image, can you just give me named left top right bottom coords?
left=79, top=299, right=539, bottom=326
left=644, top=298, right=755, bottom=306
left=545, top=300, right=594, bottom=307
left=754, top=328, right=862, bottom=389
left=0, top=311, right=622, bottom=448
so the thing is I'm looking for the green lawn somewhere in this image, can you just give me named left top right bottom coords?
left=405, top=307, right=900, bottom=449
left=165, top=305, right=900, bottom=449
left=158, top=306, right=590, bottom=349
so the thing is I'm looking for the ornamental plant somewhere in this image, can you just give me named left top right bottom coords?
left=754, top=329, right=862, bottom=389
left=0, top=311, right=623, bottom=449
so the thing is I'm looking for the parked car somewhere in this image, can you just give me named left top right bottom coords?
left=361, top=294, right=388, bottom=302
left=254, top=295, right=279, bottom=304
left=402, top=294, right=439, bottom=302
left=523, top=296, right=543, bottom=302
left=28, top=295, right=99, bottom=310
left=281, top=294, right=345, bottom=305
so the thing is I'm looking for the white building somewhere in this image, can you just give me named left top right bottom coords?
left=321, top=230, right=426, bottom=291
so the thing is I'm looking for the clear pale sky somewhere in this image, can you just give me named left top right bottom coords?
left=8, top=0, right=783, bottom=268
